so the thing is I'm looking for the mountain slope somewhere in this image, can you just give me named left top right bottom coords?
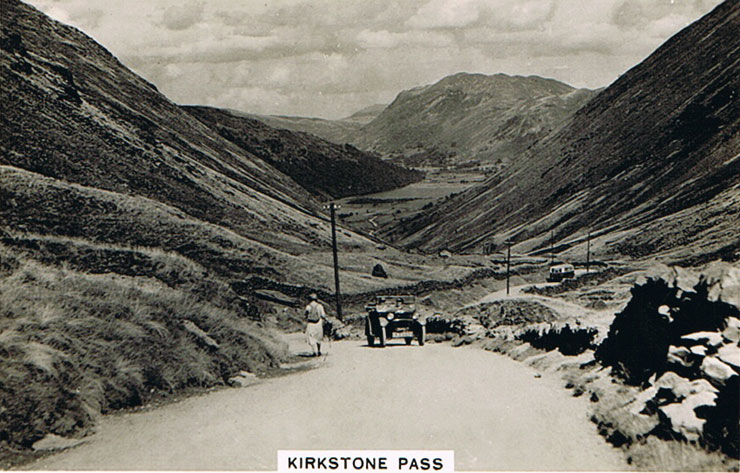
left=389, top=0, right=740, bottom=263
left=343, top=104, right=386, bottom=124
left=240, top=112, right=362, bottom=147
left=353, top=73, right=596, bottom=168
left=184, top=106, right=422, bottom=200
left=242, top=104, right=385, bottom=145
left=0, top=0, right=419, bottom=287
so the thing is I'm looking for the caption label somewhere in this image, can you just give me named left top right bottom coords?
left=278, top=450, right=454, bottom=473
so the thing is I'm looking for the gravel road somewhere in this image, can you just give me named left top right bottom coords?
left=27, top=339, right=625, bottom=471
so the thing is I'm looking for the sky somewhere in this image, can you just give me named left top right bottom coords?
left=27, top=0, right=723, bottom=119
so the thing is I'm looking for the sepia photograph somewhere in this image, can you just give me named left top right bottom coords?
left=1, top=0, right=739, bottom=471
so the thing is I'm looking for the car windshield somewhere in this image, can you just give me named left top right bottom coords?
left=377, top=296, right=414, bottom=304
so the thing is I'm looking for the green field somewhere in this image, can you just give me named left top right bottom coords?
left=332, top=169, right=485, bottom=240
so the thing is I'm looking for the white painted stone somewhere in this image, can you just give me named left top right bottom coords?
left=689, top=345, right=707, bottom=356
left=32, top=434, right=85, bottom=451
left=717, top=343, right=740, bottom=371
left=681, top=331, right=723, bottom=347
left=722, top=318, right=740, bottom=343
left=655, top=371, right=692, bottom=398
left=667, top=345, right=694, bottom=369
left=701, top=356, right=736, bottom=386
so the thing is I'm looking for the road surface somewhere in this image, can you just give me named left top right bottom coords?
left=27, top=339, right=625, bottom=471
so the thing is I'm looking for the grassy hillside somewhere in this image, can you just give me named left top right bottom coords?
left=242, top=104, right=386, bottom=146
left=185, top=106, right=423, bottom=200
left=0, top=238, right=287, bottom=451
left=244, top=113, right=363, bottom=145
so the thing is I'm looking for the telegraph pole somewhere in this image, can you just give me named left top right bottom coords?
left=506, top=239, right=512, bottom=296
left=550, top=230, right=554, bottom=267
left=586, top=230, right=591, bottom=274
left=327, top=203, right=343, bottom=321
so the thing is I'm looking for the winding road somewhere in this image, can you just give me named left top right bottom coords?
left=26, top=338, right=625, bottom=471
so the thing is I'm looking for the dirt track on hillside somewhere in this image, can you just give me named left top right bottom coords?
left=26, top=339, right=625, bottom=471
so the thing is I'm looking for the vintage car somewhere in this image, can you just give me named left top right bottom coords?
left=547, top=264, right=575, bottom=282
left=365, top=295, right=425, bottom=347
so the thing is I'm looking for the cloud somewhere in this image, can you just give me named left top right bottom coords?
left=407, top=0, right=555, bottom=31
left=407, top=0, right=482, bottom=29
left=25, top=0, right=725, bottom=119
left=161, top=2, right=204, bottom=31
left=356, top=29, right=453, bottom=49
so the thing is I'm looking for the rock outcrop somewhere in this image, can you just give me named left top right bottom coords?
left=597, top=262, right=740, bottom=457
left=372, top=263, right=388, bottom=278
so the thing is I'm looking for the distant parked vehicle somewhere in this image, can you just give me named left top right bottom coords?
left=547, top=264, right=575, bottom=282
left=365, top=295, right=425, bottom=347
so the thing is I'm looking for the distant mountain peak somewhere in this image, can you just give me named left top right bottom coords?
left=352, top=71, right=595, bottom=168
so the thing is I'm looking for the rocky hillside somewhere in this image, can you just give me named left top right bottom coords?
left=185, top=106, right=422, bottom=200
left=389, top=0, right=740, bottom=264
left=352, top=73, right=596, bottom=168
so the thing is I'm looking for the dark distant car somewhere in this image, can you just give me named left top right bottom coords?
left=365, top=295, right=425, bottom=347
left=547, top=264, right=575, bottom=282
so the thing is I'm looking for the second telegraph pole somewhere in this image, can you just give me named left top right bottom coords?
left=506, top=239, right=512, bottom=296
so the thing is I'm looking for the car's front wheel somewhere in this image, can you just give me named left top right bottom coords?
left=405, top=337, right=412, bottom=345
left=418, top=325, right=426, bottom=346
left=379, top=328, right=387, bottom=347
left=367, top=335, right=375, bottom=347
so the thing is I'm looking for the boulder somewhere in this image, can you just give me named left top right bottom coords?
left=654, top=372, right=693, bottom=399
left=630, top=386, right=658, bottom=415
left=722, top=317, right=740, bottom=343
left=717, top=344, right=740, bottom=372
left=689, top=378, right=719, bottom=396
left=684, top=389, right=718, bottom=410
left=646, top=264, right=698, bottom=293
left=182, top=320, right=219, bottom=349
left=690, top=345, right=707, bottom=356
left=699, top=262, right=740, bottom=308
left=654, top=380, right=718, bottom=442
left=634, top=375, right=718, bottom=416
left=371, top=263, right=388, bottom=278
left=667, top=345, right=694, bottom=369
left=660, top=395, right=713, bottom=442
left=228, top=370, right=258, bottom=387
left=681, top=331, right=723, bottom=348
left=253, top=289, right=297, bottom=307
left=32, top=434, right=86, bottom=451
left=701, top=356, right=736, bottom=387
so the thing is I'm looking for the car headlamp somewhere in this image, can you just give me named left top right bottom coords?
left=412, top=313, right=419, bottom=320
left=387, top=312, right=395, bottom=321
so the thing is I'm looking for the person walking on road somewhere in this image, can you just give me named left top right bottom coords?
left=305, top=293, right=327, bottom=356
